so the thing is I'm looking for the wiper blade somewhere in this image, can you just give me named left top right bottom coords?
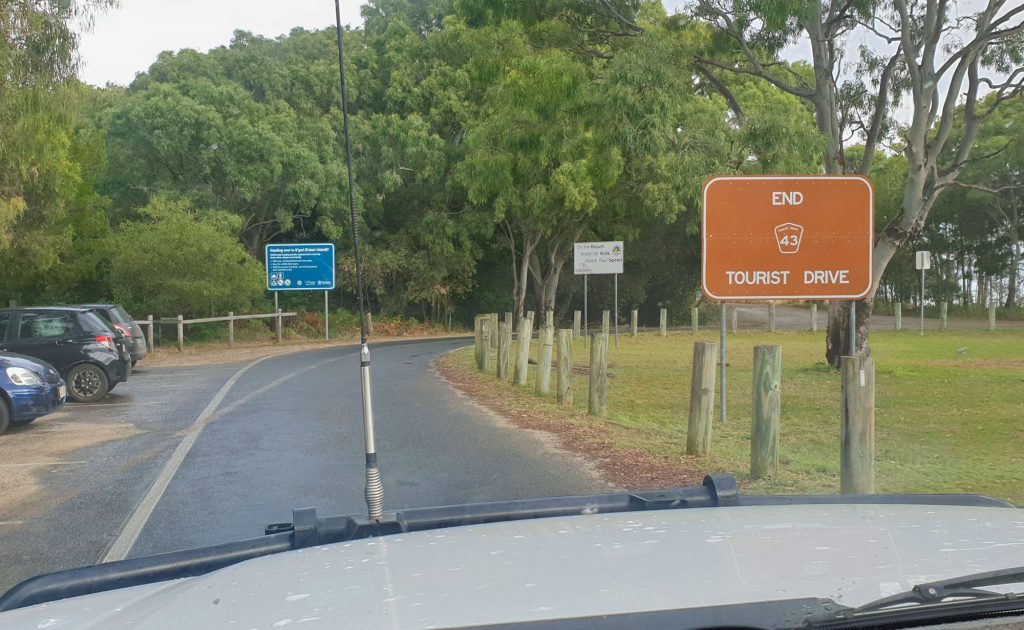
left=807, top=566, right=1024, bottom=628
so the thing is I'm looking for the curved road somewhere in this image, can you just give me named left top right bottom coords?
left=0, top=339, right=606, bottom=591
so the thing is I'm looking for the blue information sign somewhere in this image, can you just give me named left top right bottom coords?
left=265, top=243, right=336, bottom=291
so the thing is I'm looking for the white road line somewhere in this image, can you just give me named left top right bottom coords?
left=0, top=461, right=88, bottom=468
left=0, top=521, right=24, bottom=527
left=102, top=352, right=341, bottom=562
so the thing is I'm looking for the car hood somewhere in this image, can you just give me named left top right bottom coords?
left=0, top=352, right=58, bottom=377
left=4, top=503, right=1024, bottom=628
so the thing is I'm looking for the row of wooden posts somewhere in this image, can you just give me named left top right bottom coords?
left=893, top=301, right=998, bottom=331
left=473, top=311, right=876, bottom=494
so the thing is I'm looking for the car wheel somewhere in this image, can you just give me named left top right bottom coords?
left=67, top=364, right=109, bottom=403
left=0, top=399, right=9, bottom=435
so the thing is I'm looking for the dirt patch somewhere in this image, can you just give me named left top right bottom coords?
left=433, top=354, right=706, bottom=492
left=141, top=333, right=470, bottom=368
left=0, top=417, right=141, bottom=522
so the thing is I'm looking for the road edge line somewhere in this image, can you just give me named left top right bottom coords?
left=102, top=353, right=276, bottom=563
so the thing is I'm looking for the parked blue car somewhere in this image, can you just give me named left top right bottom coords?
left=0, top=352, right=66, bottom=434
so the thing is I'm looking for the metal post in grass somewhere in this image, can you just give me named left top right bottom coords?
left=587, top=333, right=608, bottom=417
left=536, top=324, right=554, bottom=395
left=691, top=306, right=699, bottom=334
left=750, top=345, right=781, bottom=479
left=497, top=322, right=511, bottom=380
left=768, top=303, right=776, bottom=332
left=490, top=313, right=499, bottom=350
left=989, top=304, right=996, bottom=331
left=894, top=302, right=902, bottom=330
left=228, top=312, right=235, bottom=346
left=177, top=315, right=184, bottom=352
left=940, top=302, right=948, bottom=330
left=573, top=310, right=581, bottom=339
left=660, top=308, right=667, bottom=337
left=513, top=317, right=532, bottom=386
left=686, top=341, right=718, bottom=456
left=630, top=309, right=638, bottom=337
left=479, top=320, right=491, bottom=372
left=557, top=329, right=573, bottom=405
left=602, top=310, right=610, bottom=336
left=810, top=303, right=818, bottom=332
left=840, top=355, right=875, bottom=494
left=146, top=315, right=154, bottom=354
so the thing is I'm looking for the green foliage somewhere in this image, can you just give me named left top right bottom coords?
left=108, top=196, right=264, bottom=317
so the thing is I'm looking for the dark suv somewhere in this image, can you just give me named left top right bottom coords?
left=0, top=308, right=131, bottom=403
left=72, top=304, right=148, bottom=366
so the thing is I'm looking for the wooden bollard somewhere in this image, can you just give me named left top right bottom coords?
left=513, top=317, right=532, bottom=386
left=276, top=308, right=283, bottom=342
left=536, top=325, right=554, bottom=395
left=691, top=306, right=699, bottom=334
left=479, top=321, right=491, bottom=372
left=473, top=315, right=483, bottom=365
left=146, top=315, right=154, bottom=353
left=810, top=303, right=818, bottom=332
left=630, top=309, right=638, bottom=337
left=940, top=302, right=948, bottom=330
left=659, top=308, right=667, bottom=337
left=768, top=303, right=776, bottom=332
left=557, top=329, right=573, bottom=405
left=367, top=312, right=374, bottom=336
left=505, top=311, right=513, bottom=327
left=602, top=310, right=610, bottom=336
left=545, top=310, right=553, bottom=328
left=894, top=303, right=902, bottom=330
left=588, top=333, right=608, bottom=417
left=497, top=322, right=511, bottom=380
left=686, top=341, right=718, bottom=455
left=490, top=313, right=499, bottom=349
left=750, top=345, right=781, bottom=479
left=177, top=314, right=184, bottom=352
left=526, top=310, right=535, bottom=325
left=840, top=355, right=875, bottom=494
left=988, top=304, right=996, bottom=331
left=730, top=306, right=738, bottom=333
left=573, top=310, right=581, bottom=338
left=228, top=312, right=235, bottom=346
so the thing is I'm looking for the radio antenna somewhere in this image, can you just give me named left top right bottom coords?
left=335, top=1, right=384, bottom=522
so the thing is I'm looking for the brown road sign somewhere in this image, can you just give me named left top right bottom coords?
left=702, top=176, right=873, bottom=301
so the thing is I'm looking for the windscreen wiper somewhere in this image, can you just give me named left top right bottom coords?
left=806, top=565, right=1024, bottom=628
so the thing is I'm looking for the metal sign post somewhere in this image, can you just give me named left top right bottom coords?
left=324, top=290, right=330, bottom=340
left=574, top=241, right=624, bottom=350
left=720, top=303, right=726, bottom=424
left=916, top=251, right=931, bottom=336
left=614, top=274, right=619, bottom=349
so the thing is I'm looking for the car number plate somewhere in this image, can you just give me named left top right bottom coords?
left=58, top=385, right=67, bottom=399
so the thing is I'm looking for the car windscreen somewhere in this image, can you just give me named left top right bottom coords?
left=111, top=305, right=133, bottom=325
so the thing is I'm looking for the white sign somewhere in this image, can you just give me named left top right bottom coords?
left=574, top=241, right=624, bottom=275
left=916, top=251, right=931, bottom=270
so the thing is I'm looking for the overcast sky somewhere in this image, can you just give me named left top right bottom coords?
left=77, top=1, right=700, bottom=86
left=77, top=1, right=364, bottom=86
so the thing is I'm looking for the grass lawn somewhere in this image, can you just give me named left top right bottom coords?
left=441, top=329, right=1024, bottom=505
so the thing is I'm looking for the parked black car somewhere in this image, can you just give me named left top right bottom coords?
left=0, top=308, right=131, bottom=403
left=72, top=304, right=148, bottom=366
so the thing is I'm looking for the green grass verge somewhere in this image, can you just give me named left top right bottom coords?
left=446, top=329, right=1024, bottom=504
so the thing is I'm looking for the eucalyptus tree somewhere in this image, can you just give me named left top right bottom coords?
left=691, top=0, right=1024, bottom=365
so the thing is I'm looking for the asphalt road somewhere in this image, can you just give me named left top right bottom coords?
left=0, top=338, right=606, bottom=593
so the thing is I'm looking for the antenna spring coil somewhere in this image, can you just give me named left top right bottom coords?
left=365, top=466, right=384, bottom=521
